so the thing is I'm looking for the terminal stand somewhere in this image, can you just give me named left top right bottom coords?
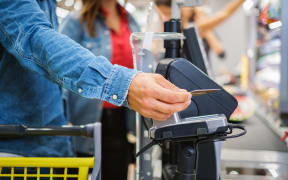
left=175, top=142, right=197, bottom=180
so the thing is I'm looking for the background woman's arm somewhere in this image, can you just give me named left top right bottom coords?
left=196, top=0, right=245, bottom=33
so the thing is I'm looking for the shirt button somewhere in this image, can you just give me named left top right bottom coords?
left=112, top=95, right=118, bottom=100
left=86, top=43, right=92, bottom=48
left=78, top=88, right=83, bottom=93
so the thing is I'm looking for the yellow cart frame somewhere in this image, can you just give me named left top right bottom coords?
left=0, top=157, right=94, bottom=180
left=0, top=123, right=101, bottom=180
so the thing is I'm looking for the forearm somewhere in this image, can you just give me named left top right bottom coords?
left=224, top=0, right=245, bottom=17
left=34, top=28, right=136, bottom=102
left=197, top=0, right=244, bottom=33
left=0, top=0, right=137, bottom=106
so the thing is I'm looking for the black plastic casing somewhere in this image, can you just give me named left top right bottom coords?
left=156, top=58, right=238, bottom=119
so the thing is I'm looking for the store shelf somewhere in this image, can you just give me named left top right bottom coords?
left=242, top=0, right=286, bottom=151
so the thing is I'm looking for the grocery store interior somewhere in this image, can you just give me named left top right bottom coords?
left=1, top=0, right=288, bottom=180
left=56, top=0, right=287, bottom=179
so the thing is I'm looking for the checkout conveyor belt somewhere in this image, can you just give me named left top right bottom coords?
left=222, top=114, right=288, bottom=152
left=221, top=113, right=288, bottom=179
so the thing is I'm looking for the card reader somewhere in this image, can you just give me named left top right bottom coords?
left=150, top=114, right=228, bottom=141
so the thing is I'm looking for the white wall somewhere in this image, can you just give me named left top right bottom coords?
left=206, top=0, right=247, bottom=76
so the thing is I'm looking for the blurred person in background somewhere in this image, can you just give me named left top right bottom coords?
left=60, top=0, right=139, bottom=179
left=0, top=0, right=191, bottom=161
left=156, top=0, right=245, bottom=59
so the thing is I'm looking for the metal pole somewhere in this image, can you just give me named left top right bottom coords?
left=136, top=114, right=153, bottom=180
left=280, top=0, right=288, bottom=125
left=246, top=8, right=258, bottom=85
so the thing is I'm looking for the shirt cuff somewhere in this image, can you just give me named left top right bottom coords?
left=62, top=58, right=137, bottom=107
left=102, top=64, right=137, bottom=107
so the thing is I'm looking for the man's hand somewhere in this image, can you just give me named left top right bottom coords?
left=127, top=73, right=192, bottom=121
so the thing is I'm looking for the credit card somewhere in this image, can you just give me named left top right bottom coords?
left=190, top=89, right=220, bottom=96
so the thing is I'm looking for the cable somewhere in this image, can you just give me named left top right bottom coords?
left=195, top=141, right=200, bottom=171
left=226, top=123, right=247, bottom=139
left=193, top=124, right=247, bottom=171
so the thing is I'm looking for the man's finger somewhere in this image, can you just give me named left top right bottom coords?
left=152, top=85, right=192, bottom=104
left=156, top=76, right=180, bottom=91
left=156, top=75, right=189, bottom=93
left=150, top=99, right=191, bottom=114
left=146, top=110, right=172, bottom=121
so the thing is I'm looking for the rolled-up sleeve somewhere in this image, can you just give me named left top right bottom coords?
left=0, top=0, right=137, bottom=106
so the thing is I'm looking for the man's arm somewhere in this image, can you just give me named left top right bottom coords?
left=0, top=0, right=191, bottom=120
left=0, top=0, right=135, bottom=106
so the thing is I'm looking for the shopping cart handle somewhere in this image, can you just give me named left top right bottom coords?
left=0, top=124, right=26, bottom=138
left=0, top=124, right=96, bottom=138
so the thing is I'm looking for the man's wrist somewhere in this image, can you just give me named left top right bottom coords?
left=103, top=65, right=138, bottom=107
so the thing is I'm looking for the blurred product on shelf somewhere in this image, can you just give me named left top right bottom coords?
left=215, top=74, right=236, bottom=85
left=251, top=0, right=282, bottom=115
left=229, top=94, right=255, bottom=122
left=280, top=130, right=288, bottom=148
left=259, top=0, right=281, bottom=26
left=224, top=86, right=255, bottom=122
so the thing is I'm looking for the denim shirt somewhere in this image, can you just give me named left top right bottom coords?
left=0, top=0, right=137, bottom=157
left=59, top=10, right=140, bottom=155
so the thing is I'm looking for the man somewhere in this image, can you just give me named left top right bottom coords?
left=0, top=0, right=191, bottom=157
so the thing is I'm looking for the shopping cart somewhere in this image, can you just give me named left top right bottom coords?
left=0, top=123, right=101, bottom=180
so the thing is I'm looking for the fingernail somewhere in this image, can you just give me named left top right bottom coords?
left=180, top=89, right=187, bottom=92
